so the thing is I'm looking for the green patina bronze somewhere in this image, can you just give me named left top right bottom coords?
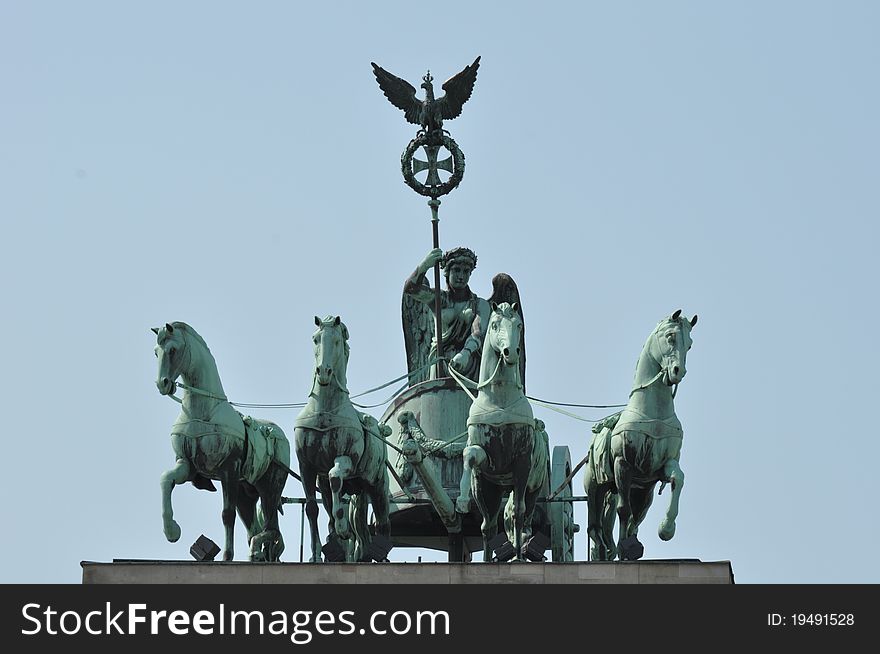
left=461, top=302, right=546, bottom=561
left=153, top=322, right=290, bottom=562
left=501, top=418, right=549, bottom=546
left=584, top=310, right=698, bottom=561
left=143, top=59, right=707, bottom=568
left=403, top=246, right=490, bottom=384
left=294, top=316, right=391, bottom=562
left=372, top=58, right=478, bottom=199
left=376, top=58, right=482, bottom=376
left=371, top=57, right=480, bottom=143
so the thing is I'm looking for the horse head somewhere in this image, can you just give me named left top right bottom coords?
left=487, top=302, right=523, bottom=367
left=152, top=322, right=191, bottom=395
left=312, top=315, right=350, bottom=390
left=649, top=309, right=698, bottom=386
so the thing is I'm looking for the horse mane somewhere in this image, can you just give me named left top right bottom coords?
left=170, top=321, right=205, bottom=346
left=636, top=314, right=693, bottom=367
left=651, top=314, right=693, bottom=337
left=170, top=321, right=214, bottom=359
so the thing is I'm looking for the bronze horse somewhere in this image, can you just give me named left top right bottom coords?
left=154, top=322, right=289, bottom=561
left=584, top=310, right=697, bottom=560
left=294, top=316, right=391, bottom=562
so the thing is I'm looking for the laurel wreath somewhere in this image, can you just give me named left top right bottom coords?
left=400, top=133, right=465, bottom=198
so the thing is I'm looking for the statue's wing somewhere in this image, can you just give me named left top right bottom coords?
left=371, top=63, right=422, bottom=125
left=489, top=272, right=525, bottom=393
left=402, top=280, right=435, bottom=386
left=437, top=56, right=481, bottom=121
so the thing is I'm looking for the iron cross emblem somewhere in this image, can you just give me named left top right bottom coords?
left=412, top=145, right=454, bottom=187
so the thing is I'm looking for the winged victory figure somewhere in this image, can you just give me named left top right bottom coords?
left=371, top=56, right=481, bottom=137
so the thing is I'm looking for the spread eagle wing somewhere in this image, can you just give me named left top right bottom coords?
left=402, top=277, right=435, bottom=386
left=437, top=56, right=481, bottom=121
left=371, top=62, right=422, bottom=125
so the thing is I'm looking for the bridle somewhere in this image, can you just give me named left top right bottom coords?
left=628, top=324, right=684, bottom=399
left=477, top=312, right=523, bottom=390
left=309, top=325, right=350, bottom=396
left=160, top=331, right=228, bottom=404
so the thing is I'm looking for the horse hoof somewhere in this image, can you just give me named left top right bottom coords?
left=618, top=536, right=644, bottom=560
left=223, top=550, right=234, bottom=561
left=164, top=520, right=181, bottom=543
left=659, top=520, right=676, bottom=541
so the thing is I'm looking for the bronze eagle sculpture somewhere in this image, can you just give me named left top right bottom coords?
left=371, top=56, right=481, bottom=136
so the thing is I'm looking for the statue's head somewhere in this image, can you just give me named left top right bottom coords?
left=421, top=70, right=435, bottom=99
left=442, top=247, right=477, bottom=291
left=650, top=309, right=698, bottom=386
left=152, top=322, right=188, bottom=396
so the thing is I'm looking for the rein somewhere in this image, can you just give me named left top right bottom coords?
left=476, top=348, right=523, bottom=391
left=447, top=363, right=477, bottom=401
left=629, top=369, right=666, bottom=396
left=307, top=369, right=350, bottom=398
left=628, top=368, right=679, bottom=399
left=476, top=354, right=503, bottom=390
left=175, top=381, right=227, bottom=402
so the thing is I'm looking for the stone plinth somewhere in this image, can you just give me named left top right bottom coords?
left=82, top=560, right=733, bottom=584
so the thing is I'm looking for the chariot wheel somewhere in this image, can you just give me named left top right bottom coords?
left=549, top=445, right=577, bottom=561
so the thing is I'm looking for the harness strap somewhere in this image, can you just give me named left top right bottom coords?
left=176, top=381, right=227, bottom=402
left=629, top=369, right=666, bottom=396
left=447, top=363, right=477, bottom=401
left=366, top=427, right=405, bottom=455
left=528, top=398, right=596, bottom=423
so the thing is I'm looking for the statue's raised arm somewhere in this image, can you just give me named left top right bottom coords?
left=402, top=246, right=490, bottom=384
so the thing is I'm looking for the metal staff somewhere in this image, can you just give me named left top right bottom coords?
left=372, top=57, right=479, bottom=379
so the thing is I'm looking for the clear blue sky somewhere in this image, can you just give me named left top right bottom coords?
left=2, top=1, right=877, bottom=583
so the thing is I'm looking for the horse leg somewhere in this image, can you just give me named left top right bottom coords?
left=300, top=465, right=322, bottom=562
left=458, top=445, right=486, bottom=513
left=267, top=466, right=288, bottom=562
left=512, top=454, right=531, bottom=561
left=628, top=483, right=656, bottom=540
left=235, top=483, right=259, bottom=559
left=521, top=483, right=541, bottom=560
left=219, top=471, right=239, bottom=561
left=348, top=494, right=369, bottom=562
left=471, top=474, right=503, bottom=561
left=601, top=489, right=618, bottom=560
left=584, top=462, right=607, bottom=560
left=317, top=475, right=335, bottom=542
left=369, top=479, right=391, bottom=542
left=659, top=459, right=685, bottom=541
left=613, top=455, right=635, bottom=558
left=329, top=456, right=353, bottom=540
left=253, top=467, right=286, bottom=562
left=160, top=458, right=190, bottom=543
left=502, top=492, right=514, bottom=543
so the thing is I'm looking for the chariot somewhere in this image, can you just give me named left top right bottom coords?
left=379, top=376, right=578, bottom=562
